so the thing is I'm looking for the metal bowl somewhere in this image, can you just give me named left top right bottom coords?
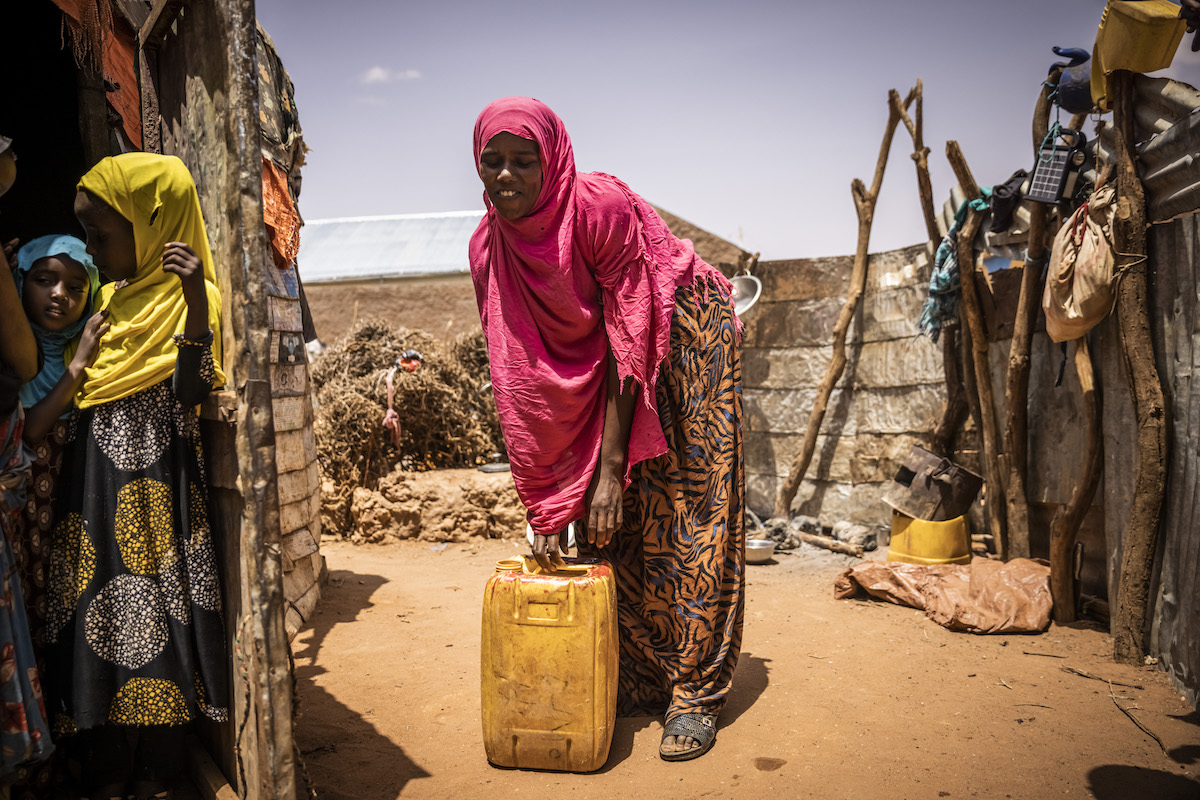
left=746, top=538, right=777, bottom=564
left=731, top=275, right=763, bottom=317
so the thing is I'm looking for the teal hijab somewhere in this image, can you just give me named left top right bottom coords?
left=14, top=235, right=100, bottom=413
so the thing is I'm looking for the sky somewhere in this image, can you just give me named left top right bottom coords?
left=255, top=0, right=1200, bottom=261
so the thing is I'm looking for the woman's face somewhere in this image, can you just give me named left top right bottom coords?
left=478, top=132, right=543, bottom=220
left=74, top=189, right=137, bottom=281
left=22, top=256, right=90, bottom=332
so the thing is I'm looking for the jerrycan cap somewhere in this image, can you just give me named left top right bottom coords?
left=494, top=556, right=596, bottom=576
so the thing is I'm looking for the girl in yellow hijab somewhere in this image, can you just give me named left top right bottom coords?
left=48, top=153, right=229, bottom=800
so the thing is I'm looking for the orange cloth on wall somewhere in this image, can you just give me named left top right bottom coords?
left=51, top=0, right=143, bottom=150
left=262, top=158, right=301, bottom=269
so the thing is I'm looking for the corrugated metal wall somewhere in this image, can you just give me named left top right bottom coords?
left=1149, top=211, right=1200, bottom=705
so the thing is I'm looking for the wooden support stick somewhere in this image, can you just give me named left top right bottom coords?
left=896, top=80, right=969, bottom=461
left=946, top=140, right=1007, bottom=559
left=1110, top=71, right=1168, bottom=665
left=1001, top=72, right=1065, bottom=562
left=895, top=79, right=940, bottom=245
left=930, top=327, right=969, bottom=458
left=1049, top=337, right=1103, bottom=623
left=774, top=87, right=915, bottom=518
left=800, top=532, right=863, bottom=558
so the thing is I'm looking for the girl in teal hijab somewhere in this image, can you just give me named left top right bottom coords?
left=14, top=235, right=107, bottom=444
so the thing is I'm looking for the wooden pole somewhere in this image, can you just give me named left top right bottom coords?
left=946, top=141, right=1008, bottom=558
left=930, top=327, right=968, bottom=458
left=894, top=81, right=969, bottom=461
left=998, top=72, right=1065, bottom=562
left=1110, top=71, right=1168, bottom=664
left=774, top=87, right=915, bottom=519
left=1049, top=336, right=1103, bottom=622
left=895, top=79, right=940, bottom=245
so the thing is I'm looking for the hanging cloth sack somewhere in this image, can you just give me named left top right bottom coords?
left=1042, top=184, right=1117, bottom=343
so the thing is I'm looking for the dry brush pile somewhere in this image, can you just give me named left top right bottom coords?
left=311, top=318, right=504, bottom=535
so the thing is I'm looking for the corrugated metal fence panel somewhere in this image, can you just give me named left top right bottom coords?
left=1092, top=76, right=1200, bottom=224
left=1150, top=211, right=1200, bottom=706
left=300, top=211, right=485, bottom=283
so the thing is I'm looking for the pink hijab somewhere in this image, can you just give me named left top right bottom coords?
left=469, top=97, right=732, bottom=536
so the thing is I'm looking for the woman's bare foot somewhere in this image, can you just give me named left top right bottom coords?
left=659, top=713, right=717, bottom=761
left=660, top=734, right=704, bottom=756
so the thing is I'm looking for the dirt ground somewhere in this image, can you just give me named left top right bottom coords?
left=292, top=535, right=1200, bottom=800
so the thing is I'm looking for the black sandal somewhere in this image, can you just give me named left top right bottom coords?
left=659, top=713, right=717, bottom=762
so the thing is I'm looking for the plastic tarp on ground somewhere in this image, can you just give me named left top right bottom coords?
left=834, top=557, right=1052, bottom=634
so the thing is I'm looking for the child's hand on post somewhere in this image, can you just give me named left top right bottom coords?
left=162, top=241, right=209, bottom=341
left=3, top=238, right=18, bottom=267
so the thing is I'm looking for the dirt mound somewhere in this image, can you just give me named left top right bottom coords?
left=339, top=466, right=526, bottom=544
left=311, top=319, right=504, bottom=536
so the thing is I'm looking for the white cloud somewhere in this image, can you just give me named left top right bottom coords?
left=360, top=66, right=422, bottom=84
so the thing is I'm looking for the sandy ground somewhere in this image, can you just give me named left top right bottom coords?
left=292, top=536, right=1200, bottom=800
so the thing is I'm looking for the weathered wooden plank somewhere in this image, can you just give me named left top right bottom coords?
left=272, top=396, right=305, bottom=432
left=276, top=427, right=315, bottom=474
left=199, top=420, right=238, bottom=491
left=270, top=364, right=307, bottom=397
left=281, top=555, right=314, bottom=598
left=284, top=608, right=304, bottom=642
left=277, top=461, right=319, bottom=508
left=268, top=296, right=303, bottom=333
left=279, top=498, right=310, bottom=538
left=282, top=526, right=319, bottom=563
left=278, top=490, right=320, bottom=538
left=290, top=580, right=321, bottom=623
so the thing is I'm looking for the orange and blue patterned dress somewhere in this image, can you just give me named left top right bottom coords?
left=579, top=282, right=745, bottom=724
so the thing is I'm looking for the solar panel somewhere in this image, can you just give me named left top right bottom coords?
left=1027, top=145, right=1073, bottom=204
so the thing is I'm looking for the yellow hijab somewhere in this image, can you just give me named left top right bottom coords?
left=74, top=153, right=225, bottom=409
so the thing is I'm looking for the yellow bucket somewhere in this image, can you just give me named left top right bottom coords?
left=480, top=556, right=617, bottom=772
left=1092, top=0, right=1187, bottom=111
left=887, top=511, right=971, bottom=566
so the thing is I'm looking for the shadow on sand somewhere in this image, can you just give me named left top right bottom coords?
left=292, top=569, right=431, bottom=799
left=1087, top=765, right=1200, bottom=799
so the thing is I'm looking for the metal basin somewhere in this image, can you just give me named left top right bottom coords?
left=731, top=275, right=762, bottom=317
left=746, top=538, right=776, bottom=564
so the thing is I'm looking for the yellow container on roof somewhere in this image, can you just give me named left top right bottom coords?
left=481, top=556, right=617, bottom=772
left=1092, top=0, right=1187, bottom=111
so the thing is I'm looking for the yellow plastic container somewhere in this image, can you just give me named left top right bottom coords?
left=1092, top=0, right=1187, bottom=111
left=887, top=510, right=971, bottom=566
left=480, top=556, right=617, bottom=772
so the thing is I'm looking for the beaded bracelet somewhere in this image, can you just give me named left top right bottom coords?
left=172, top=329, right=214, bottom=348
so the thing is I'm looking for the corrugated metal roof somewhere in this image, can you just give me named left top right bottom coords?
left=1093, top=76, right=1200, bottom=224
left=299, top=211, right=484, bottom=283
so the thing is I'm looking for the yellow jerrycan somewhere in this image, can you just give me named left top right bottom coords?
left=480, top=556, right=617, bottom=772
